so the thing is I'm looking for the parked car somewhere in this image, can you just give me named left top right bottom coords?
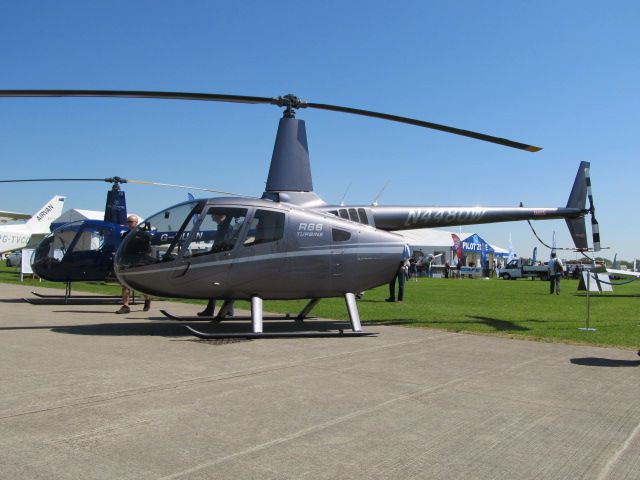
left=5, top=251, right=22, bottom=267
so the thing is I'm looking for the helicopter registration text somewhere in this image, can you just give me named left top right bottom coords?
left=404, top=207, right=487, bottom=227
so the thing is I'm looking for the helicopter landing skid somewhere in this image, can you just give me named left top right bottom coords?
left=159, top=309, right=306, bottom=322
left=23, top=296, right=123, bottom=305
left=31, top=291, right=121, bottom=299
left=185, top=326, right=377, bottom=339
left=185, top=294, right=368, bottom=339
left=161, top=298, right=321, bottom=323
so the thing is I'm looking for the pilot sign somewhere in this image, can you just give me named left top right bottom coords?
left=297, top=222, right=324, bottom=238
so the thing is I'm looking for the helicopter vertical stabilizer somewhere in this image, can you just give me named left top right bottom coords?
left=564, top=161, right=592, bottom=251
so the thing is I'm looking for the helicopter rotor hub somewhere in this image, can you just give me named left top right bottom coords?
left=271, top=94, right=306, bottom=118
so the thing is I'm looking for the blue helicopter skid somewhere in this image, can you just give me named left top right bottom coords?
left=23, top=297, right=123, bottom=305
left=185, top=325, right=377, bottom=339
left=31, top=291, right=121, bottom=299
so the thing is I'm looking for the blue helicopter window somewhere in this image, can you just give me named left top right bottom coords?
left=243, top=210, right=285, bottom=246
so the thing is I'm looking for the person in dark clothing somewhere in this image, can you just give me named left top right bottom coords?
left=548, top=252, right=564, bottom=295
left=385, top=244, right=411, bottom=303
left=116, top=215, right=151, bottom=314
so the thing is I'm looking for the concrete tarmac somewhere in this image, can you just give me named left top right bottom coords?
left=0, top=283, right=639, bottom=480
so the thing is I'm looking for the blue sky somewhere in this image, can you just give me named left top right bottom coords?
left=1, top=1, right=638, bottom=260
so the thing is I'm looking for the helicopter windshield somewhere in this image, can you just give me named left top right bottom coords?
left=32, top=221, right=84, bottom=265
left=32, top=221, right=113, bottom=266
left=117, top=201, right=199, bottom=268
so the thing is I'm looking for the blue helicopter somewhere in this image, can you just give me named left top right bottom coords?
left=31, top=177, right=129, bottom=284
left=1, top=176, right=227, bottom=303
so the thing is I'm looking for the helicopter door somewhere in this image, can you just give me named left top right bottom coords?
left=228, top=208, right=287, bottom=296
left=178, top=206, right=249, bottom=294
left=64, top=226, right=114, bottom=280
left=331, top=227, right=356, bottom=278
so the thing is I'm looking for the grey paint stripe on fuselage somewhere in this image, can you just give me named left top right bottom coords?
left=121, top=243, right=404, bottom=276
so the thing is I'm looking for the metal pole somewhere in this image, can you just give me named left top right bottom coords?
left=579, top=271, right=597, bottom=331
left=586, top=273, right=590, bottom=329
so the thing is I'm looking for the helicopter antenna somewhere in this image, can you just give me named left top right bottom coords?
left=371, top=180, right=390, bottom=206
left=339, top=182, right=352, bottom=206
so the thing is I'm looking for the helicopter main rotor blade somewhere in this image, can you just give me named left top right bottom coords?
left=305, top=102, right=541, bottom=152
left=0, top=178, right=113, bottom=183
left=0, top=176, right=250, bottom=198
left=0, top=89, right=541, bottom=151
left=0, top=89, right=275, bottom=105
left=126, top=179, right=252, bottom=198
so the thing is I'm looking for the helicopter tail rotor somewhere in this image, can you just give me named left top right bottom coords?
left=584, top=163, right=601, bottom=252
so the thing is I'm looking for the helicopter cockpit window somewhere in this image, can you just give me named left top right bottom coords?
left=186, top=207, right=248, bottom=257
left=32, top=221, right=83, bottom=265
left=117, top=201, right=198, bottom=268
left=243, top=210, right=285, bottom=246
left=338, top=209, right=350, bottom=220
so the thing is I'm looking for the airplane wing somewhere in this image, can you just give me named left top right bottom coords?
left=0, top=211, right=31, bottom=223
left=606, top=268, right=640, bottom=278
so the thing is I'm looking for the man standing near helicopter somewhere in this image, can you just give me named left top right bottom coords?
left=116, top=215, right=151, bottom=314
left=385, top=244, right=411, bottom=303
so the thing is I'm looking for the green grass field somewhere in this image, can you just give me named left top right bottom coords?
left=2, top=265, right=638, bottom=349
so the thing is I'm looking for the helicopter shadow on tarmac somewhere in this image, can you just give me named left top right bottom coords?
left=42, top=315, right=365, bottom=340
left=365, top=314, right=538, bottom=332
left=570, top=357, right=640, bottom=367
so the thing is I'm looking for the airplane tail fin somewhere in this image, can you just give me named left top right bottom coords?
left=24, top=196, right=66, bottom=233
left=564, top=162, right=590, bottom=251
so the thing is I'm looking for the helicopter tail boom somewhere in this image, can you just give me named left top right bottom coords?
left=369, top=161, right=595, bottom=251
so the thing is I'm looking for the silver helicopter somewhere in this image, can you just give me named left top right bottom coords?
left=0, top=91, right=598, bottom=338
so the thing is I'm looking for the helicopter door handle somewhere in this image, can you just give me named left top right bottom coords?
left=171, top=262, right=190, bottom=278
